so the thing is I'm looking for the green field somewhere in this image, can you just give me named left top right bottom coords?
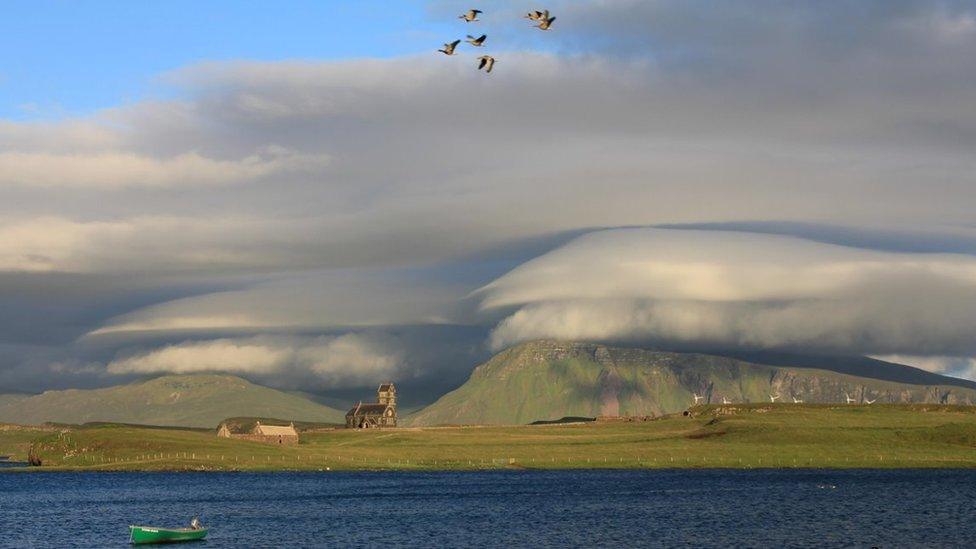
left=7, top=404, right=976, bottom=471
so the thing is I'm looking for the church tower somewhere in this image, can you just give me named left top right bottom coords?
left=377, top=383, right=397, bottom=407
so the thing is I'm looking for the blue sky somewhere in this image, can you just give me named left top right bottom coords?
left=0, top=0, right=455, bottom=119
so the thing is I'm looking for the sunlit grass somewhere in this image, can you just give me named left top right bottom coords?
left=7, top=404, right=976, bottom=471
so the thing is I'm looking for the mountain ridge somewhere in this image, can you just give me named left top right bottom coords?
left=0, top=374, right=345, bottom=428
left=407, top=340, right=976, bottom=426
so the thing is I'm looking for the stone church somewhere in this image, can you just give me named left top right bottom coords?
left=345, top=383, right=398, bottom=428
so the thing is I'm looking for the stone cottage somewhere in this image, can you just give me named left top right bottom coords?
left=217, top=420, right=300, bottom=445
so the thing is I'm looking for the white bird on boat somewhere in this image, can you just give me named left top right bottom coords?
left=438, top=40, right=461, bottom=55
left=477, top=55, right=495, bottom=73
left=459, top=9, right=482, bottom=22
left=466, top=34, right=487, bottom=47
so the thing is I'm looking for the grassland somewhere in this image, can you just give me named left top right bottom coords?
left=6, top=404, right=976, bottom=471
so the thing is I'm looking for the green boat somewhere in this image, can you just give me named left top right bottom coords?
left=129, top=525, right=208, bottom=545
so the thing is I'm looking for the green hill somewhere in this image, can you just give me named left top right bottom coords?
left=0, top=375, right=345, bottom=428
left=408, top=340, right=976, bottom=426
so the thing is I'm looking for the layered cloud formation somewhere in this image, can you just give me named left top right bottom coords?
left=2, top=0, right=976, bottom=399
left=480, top=229, right=976, bottom=357
left=106, top=334, right=403, bottom=388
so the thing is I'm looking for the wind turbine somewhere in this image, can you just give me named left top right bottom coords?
left=845, top=393, right=857, bottom=404
left=769, top=393, right=781, bottom=403
left=693, top=393, right=705, bottom=405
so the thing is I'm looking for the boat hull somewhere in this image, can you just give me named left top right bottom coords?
left=129, top=526, right=208, bottom=544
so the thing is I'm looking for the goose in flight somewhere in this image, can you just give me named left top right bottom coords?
left=438, top=40, right=461, bottom=55
left=845, top=393, right=857, bottom=404
left=721, top=396, right=732, bottom=405
left=477, top=55, right=495, bottom=73
left=865, top=398, right=877, bottom=404
left=466, top=34, right=487, bottom=47
left=769, top=393, right=781, bottom=403
left=459, top=9, right=482, bottom=22
left=536, top=12, right=556, bottom=30
left=693, top=393, right=705, bottom=405
left=792, top=396, right=803, bottom=404
left=525, top=10, right=545, bottom=21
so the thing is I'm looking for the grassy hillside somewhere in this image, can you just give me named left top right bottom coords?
left=10, top=404, right=976, bottom=470
left=0, top=375, right=345, bottom=428
left=408, top=341, right=976, bottom=426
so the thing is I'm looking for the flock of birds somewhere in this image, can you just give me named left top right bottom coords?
left=439, top=8, right=557, bottom=73
left=692, top=392, right=878, bottom=406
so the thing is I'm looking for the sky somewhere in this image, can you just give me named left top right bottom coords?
left=2, top=0, right=976, bottom=405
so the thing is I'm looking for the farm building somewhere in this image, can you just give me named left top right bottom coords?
left=346, top=383, right=398, bottom=429
left=216, top=420, right=299, bottom=445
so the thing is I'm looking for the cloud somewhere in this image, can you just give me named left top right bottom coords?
left=3, top=0, right=976, bottom=392
left=106, top=338, right=288, bottom=375
left=106, top=334, right=403, bottom=388
left=0, top=147, right=328, bottom=189
left=480, top=228, right=976, bottom=355
left=873, top=354, right=976, bottom=380
left=87, top=267, right=465, bottom=336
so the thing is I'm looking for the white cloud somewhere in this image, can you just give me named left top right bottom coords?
left=873, top=354, right=976, bottom=380
left=0, top=147, right=327, bottom=189
left=481, top=228, right=976, bottom=355
left=106, top=334, right=403, bottom=388
left=107, top=339, right=288, bottom=375
left=87, top=269, right=463, bottom=336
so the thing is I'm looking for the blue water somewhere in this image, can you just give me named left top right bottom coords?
left=0, top=469, right=974, bottom=548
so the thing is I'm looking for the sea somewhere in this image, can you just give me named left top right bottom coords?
left=0, top=469, right=973, bottom=548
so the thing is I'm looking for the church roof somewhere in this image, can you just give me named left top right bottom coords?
left=346, top=403, right=390, bottom=416
left=378, top=383, right=395, bottom=392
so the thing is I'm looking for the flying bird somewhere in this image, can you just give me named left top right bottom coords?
left=477, top=55, right=495, bottom=73
left=459, top=9, right=482, bottom=22
left=536, top=14, right=556, bottom=30
left=438, top=40, right=461, bottom=56
left=525, top=10, right=545, bottom=21
left=466, top=34, right=487, bottom=47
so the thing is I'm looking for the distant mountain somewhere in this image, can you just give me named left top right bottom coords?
left=408, top=340, right=976, bottom=426
left=0, top=375, right=345, bottom=428
left=0, top=394, right=28, bottom=409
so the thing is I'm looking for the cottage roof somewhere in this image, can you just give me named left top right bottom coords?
left=252, top=422, right=298, bottom=437
left=345, top=403, right=390, bottom=416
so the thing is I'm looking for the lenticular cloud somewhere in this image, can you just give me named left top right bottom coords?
left=478, top=228, right=976, bottom=356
